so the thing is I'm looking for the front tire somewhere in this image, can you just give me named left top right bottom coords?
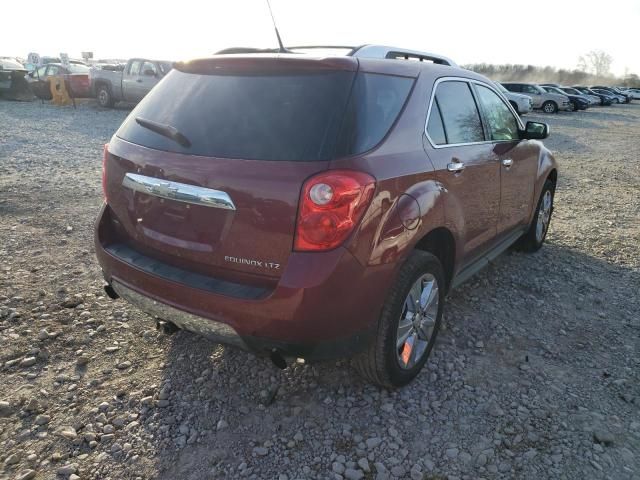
left=515, top=179, right=555, bottom=252
left=567, top=101, right=576, bottom=112
left=353, top=251, right=445, bottom=388
left=542, top=101, right=558, bottom=114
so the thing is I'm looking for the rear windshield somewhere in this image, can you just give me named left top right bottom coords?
left=116, top=68, right=413, bottom=161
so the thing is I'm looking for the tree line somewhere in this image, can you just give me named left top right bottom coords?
left=464, top=51, right=640, bottom=87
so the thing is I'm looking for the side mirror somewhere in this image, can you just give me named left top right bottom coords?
left=143, top=69, right=156, bottom=77
left=522, top=121, right=549, bottom=140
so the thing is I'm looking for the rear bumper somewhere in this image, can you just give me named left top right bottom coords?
left=95, top=204, right=395, bottom=360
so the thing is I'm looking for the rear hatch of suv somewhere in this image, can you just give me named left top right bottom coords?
left=103, top=55, right=413, bottom=286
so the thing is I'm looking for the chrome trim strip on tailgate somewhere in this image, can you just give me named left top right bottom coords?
left=122, top=173, right=236, bottom=210
left=111, top=280, right=248, bottom=349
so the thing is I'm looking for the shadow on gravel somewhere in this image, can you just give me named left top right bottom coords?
left=138, top=236, right=639, bottom=479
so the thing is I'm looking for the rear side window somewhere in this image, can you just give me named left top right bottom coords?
left=426, top=98, right=446, bottom=145
left=429, top=81, right=484, bottom=145
left=335, top=73, right=413, bottom=156
left=116, top=69, right=413, bottom=161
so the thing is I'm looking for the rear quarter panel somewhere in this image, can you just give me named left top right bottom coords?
left=330, top=70, right=446, bottom=269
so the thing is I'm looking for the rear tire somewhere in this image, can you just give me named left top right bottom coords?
left=515, top=179, right=555, bottom=252
left=97, top=85, right=114, bottom=108
left=353, top=251, right=445, bottom=388
left=542, top=101, right=558, bottom=114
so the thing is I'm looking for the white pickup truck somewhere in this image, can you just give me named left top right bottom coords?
left=90, top=58, right=173, bottom=107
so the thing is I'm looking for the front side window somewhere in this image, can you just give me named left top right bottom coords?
left=47, top=65, right=60, bottom=76
left=35, top=66, right=47, bottom=78
left=476, top=85, right=519, bottom=141
left=142, top=61, right=157, bottom=76
left=522, top=85, right=540, bottom=94
left=430, top=81, right=484, bottom=145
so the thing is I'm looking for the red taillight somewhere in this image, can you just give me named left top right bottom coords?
left=294, top=170, right=375, bottom=252
left=102, top=143, right=109, bottom=203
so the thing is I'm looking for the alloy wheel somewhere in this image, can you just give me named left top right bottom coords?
left=536, top=190, right=552, bottom=242
left=396, top=274, right=439, bottom=369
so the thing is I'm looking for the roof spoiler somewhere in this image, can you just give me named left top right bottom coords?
left=214, top=44, right=457, bottom=67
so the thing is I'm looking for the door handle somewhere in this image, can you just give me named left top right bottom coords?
left=502, top=158, right=513, bottom=167
left=136, top=79, right=143, bottom=83
left=447, top=162, right=465, bottom=173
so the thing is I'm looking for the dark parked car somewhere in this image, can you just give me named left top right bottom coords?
left=591, top=88, right=625, bottom=104
left=573, top=86, right=614, bottom=105
left=592, top=86, right=632, bottom=103
left=27, top=63, right=91, bottom=99
left=95, top=45, right=557, bottom=387
left=541, top=86, right=589, bottom=111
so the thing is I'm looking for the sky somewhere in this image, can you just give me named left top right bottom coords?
left=2, top=0, right=639, bottom=76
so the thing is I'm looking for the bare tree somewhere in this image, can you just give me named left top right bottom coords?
left=578, top=51, right=613, bottom=77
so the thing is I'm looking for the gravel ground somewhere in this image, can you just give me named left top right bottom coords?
left=0, top=99, right=639, bottom=480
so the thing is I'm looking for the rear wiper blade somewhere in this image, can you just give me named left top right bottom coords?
left=135, top=117, right=191, bottom=148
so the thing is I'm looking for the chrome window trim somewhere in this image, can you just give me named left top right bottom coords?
left=122, top=173, right=236, bottom=210
left=424, top=76, right=525, bottom=149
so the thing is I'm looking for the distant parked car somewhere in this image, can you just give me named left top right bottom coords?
left=501, top=82, right=571, bottom=113
left=494, top=81, right=533, bottom=114
left=541, top=86, right=589, bottom=111
left=558, top=87, right=600, bottom=106
left=573, top=86, right=614, bottom=105
left=89, top=58, right=173, bottom=107
left=623, top=88, right=640, bottom=99
left=26, top=63, right=91, bottom=99
left=591, top=88, right=625, bottom=104
left=0, top=58, right=27, bottom=93
left=592, top=86, right=631, bottom=103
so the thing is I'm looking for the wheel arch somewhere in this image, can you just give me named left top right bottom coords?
left=413, top=227, right=456, bottom=293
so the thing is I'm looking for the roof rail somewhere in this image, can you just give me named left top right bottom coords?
left=349, top=45, right=457, bottom=67
left=213, top=44, right=457, bottom=67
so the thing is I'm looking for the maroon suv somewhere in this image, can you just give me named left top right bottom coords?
left=95, top=45, right=557, bottom=387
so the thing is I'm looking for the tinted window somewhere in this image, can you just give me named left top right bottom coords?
left=503, top=84, right=520, bottom=93
left=522, top=85, right=540, bottom=94
left=336, top=73, right=413, bottom=155
left=117, top=70, right=412, bottom=161
left=433, top=81, right=484, bottom=144
left=476, top=85, right=519, bottom=141
left=117, top=70, right=355, bottom=161
left=426, top=98, right=446, bottom=145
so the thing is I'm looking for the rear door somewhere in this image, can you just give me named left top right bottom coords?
left=473, top=83, right=537, bottom=236
left=122, top=59, right=143, bottom=102
left=136, top=61, right=160, bottom=99
left=425, top=79, right=500, bottom=263
left=105, top=59, right=360, bottom=281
